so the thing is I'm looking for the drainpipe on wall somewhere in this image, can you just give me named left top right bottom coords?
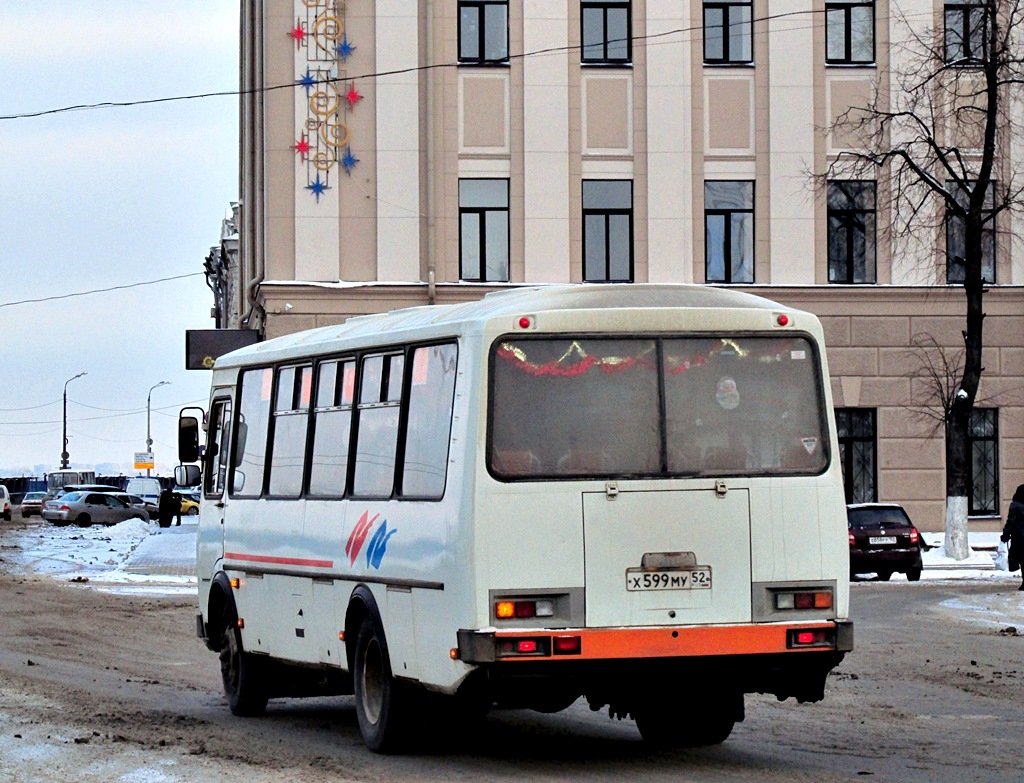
left=425, top=0, right=436, bottom=305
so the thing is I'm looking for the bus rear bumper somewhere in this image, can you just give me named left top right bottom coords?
left=458, top=619, right=853, bottom=665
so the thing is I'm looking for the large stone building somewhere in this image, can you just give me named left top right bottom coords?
left=208, top=0, right=1024, bottom=532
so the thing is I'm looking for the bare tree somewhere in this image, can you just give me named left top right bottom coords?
left=823, top=1, right=1024, bottom=559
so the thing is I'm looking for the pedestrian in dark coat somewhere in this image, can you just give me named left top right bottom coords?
left=1000, top=483, right=1024, bottom=590
left=157, top=488, right=177, bottom=529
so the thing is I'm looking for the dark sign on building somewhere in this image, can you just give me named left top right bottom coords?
left=186, top=329, right=260, bottom=370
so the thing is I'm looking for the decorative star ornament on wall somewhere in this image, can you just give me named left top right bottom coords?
left=342, top=146, right=359, bottom=174
left=293, top=134, right=311, bottom=160
left=296, top=69, right=317, bottom=94
left=289, top=19, right=307, bottom=50
left=336, top=33, right=356, bottom=62
left=306, top=174, right=330, bottom=202
left=345, top=84, right=363, bottom=110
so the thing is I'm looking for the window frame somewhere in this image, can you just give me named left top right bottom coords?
left=827, top=180, right=877, bottom=284
left=835, top=408, right=877, bottom=504
left=968, top=407, right=999, bottom=515
left=945, top=180, right=996, bottom=284
left=703, top=0, right=754, bottom=65
left=581, top=0, right=633, bottom=65
left=458, top=0, right=509, bottom=65
left=825, top=0, right=875, bottom=65
left=488, top=333, right=832, bottom=482
left=582, top=179, right=634, bottom=283
left=459, top=178, right=510, bottom=283
left=226, top=341, right=459, bottom=504
left=204, top=396, right=233, bottom=499
left=704, top=180, right=755, bottom=284
left=944, top=0, right=989, bottom=65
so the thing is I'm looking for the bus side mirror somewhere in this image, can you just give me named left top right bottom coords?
left=178, top=416, right=201, bottom=463
left=174, top=464, right=201, bottom=488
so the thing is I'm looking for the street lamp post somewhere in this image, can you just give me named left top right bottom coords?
left=61, top=372, right=87, bottom=469
left=146, top=381, right=171, bottom=477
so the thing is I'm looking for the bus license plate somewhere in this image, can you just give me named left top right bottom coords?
left=625, top=568, right=712, bottom=591
left=869, top=536, right=897, bottom=545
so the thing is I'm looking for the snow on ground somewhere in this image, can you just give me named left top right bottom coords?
left=1, top=517, right=197, bottom=596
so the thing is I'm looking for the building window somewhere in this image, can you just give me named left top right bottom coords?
left=828, top=181, right=876, bottom=284
left=582, top=1, right=631, bottom=64
left=835, top=408, right=876, bottom=504
left=583, top=180, right=633, bottom=282
left=969, top=408, right=998, bottom=515
left=459, top=1, right=508, bottom=63
left=945, top=0, right=989, bottom=64
left=703, top=1, right=753, bottom=64
left=705, top=181, right=754, bottom=283
left=459, top=179, right=509, bottom=282
left=946, top=181, right=995, bottom=283
left=826, top=0, right=874, bottom=64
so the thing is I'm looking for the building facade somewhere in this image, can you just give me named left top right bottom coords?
left=218, top=0, right=1024, bottom=532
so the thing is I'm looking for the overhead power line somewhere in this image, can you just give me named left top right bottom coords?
left=0, top=8, right=915, bottom=122
left=0, top=272, right=203, bottom=310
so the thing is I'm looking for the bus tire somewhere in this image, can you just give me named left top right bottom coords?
left=353, top=617, right=410, bottom=753
left=219, top=604, right=269, bottom=717
left=634, top=690, right=740, bottom=747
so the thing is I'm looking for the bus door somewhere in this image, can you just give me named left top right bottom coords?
left=582, top=487, right=752, bottom=627
left=200, top=396, right=233, bottom=565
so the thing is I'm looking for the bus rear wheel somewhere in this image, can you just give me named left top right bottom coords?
left=353, top=617, right=410, bottom=753
left=219, top=605, right=269, bottom=717
left=633, top=689, right=741, bottom=747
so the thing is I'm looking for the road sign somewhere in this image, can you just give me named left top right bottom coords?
left=134, top=452, right=155, bottom=470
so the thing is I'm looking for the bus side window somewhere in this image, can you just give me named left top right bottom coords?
left=353, top=353, right=404, bottom=497
left=232, top=368, right=273, bottom=497
left=205, top=399, right=232, bottom=497
left=401, top=343, right=458, bottom=498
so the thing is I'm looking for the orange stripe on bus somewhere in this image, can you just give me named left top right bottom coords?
left=494, top=622, right=833, bottom=660
left=224, top=552, right=334, bottom=569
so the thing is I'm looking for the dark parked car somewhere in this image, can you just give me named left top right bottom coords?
left=848, top=503, right=923, bottom=581
left=19, top=491, right=47, bottom=518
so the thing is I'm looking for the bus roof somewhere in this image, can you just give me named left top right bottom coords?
left=214, top=284, right=801, bottom=369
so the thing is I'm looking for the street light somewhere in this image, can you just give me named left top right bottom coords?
left=61, top=372, right=87, bottom=469
left=146, top=381, right=172, bottom=477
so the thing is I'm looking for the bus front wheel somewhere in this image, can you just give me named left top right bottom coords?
left=353, top=617, right=410, bottom=753
left=219, top=605, right=269, bottom=717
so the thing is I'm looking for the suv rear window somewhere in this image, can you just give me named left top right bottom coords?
left=848, top=506, right=912, bottom=529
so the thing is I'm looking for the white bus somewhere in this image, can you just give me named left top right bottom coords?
left=177, top=285, right=852, bottom=753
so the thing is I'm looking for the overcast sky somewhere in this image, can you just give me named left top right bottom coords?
left=0, top=2, right=239, bottom=476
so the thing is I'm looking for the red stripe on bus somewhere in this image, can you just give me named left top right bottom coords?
left=224, top=552, right=334, bottom=569
left=494, top=622, right=833, bottom=660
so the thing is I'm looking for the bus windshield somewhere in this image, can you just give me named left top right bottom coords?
left=489, top=334, right=828, bottom=479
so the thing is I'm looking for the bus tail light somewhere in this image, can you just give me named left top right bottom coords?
left=552, top=635, right=581, bottom=655
left=787, top=628, right=832, bottom=648
left=498, top=637, right=549, bottom=657
left=494, top=599, right=555, bottom=620
left=775, top=590, right=833, bottom=610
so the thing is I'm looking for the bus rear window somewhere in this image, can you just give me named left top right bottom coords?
left=489, top=335, right=828, bottom=479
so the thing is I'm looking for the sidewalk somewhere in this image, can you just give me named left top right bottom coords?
left=921, top=532, right=999, bottom=572
left=121, top=519, right=197, bottom=578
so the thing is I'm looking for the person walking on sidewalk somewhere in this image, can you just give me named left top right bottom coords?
left=1000, top=483, right=1024, bottom=590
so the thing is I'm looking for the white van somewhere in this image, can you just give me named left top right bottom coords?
left=125, top=476, right=162, bottom=505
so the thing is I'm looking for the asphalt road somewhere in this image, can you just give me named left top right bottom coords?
left=0, top=571, right=1022, bottom=782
